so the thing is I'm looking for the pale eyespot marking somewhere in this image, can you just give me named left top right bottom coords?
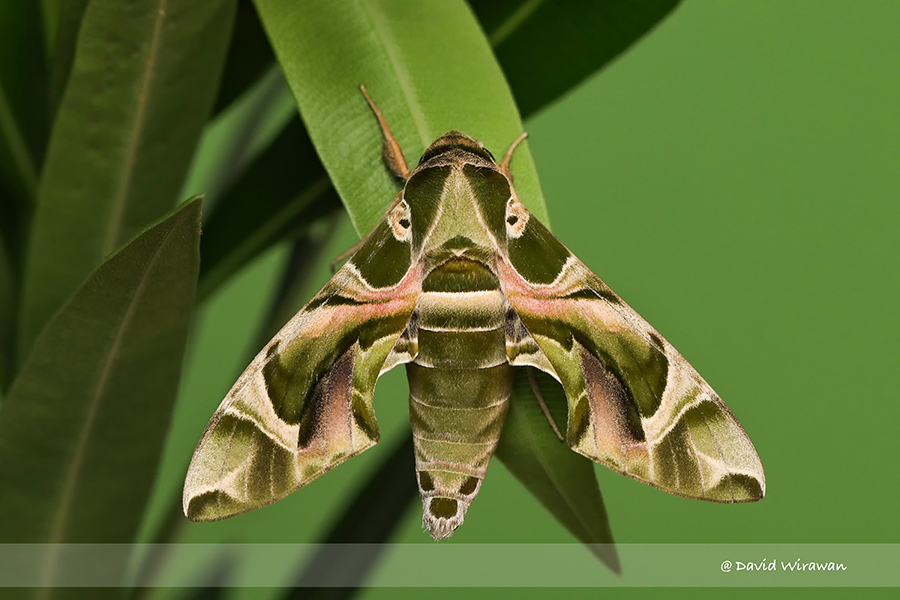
left=505, top=198, right=529, bottom=238
left=388, top=200, right=412, bottom=241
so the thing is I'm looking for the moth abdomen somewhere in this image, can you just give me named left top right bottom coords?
left=406, top=258, right=512, bottom=539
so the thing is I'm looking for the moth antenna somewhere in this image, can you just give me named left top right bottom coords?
left=500, top=131, right=528, bottom=180
left=360, top=84, right=411, bottom=180
left=329, top=243, right=359, bottom=273
left=528, top=368, right=564, bottom=441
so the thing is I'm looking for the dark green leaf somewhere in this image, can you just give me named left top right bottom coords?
left=0, top=0, right=47, bottom=256
left=45, top=0, right=91, bottom=118
left=252, top=223, right=343, bottom=347
left=253, top=0, right=547, bottom=234
left=18, top=0, right=236, bottom=364
left=471, top=0, right=682, bottom=117
left=287, top=434, right=417, bottom=599
left=197, top=117, right=342, bottom=302
left=0, top=234, right=12, bottom=393
left=184, top=65, right=296, bottom=216
left=497, top=368, right=620, bottom=573
left=212, top=0, right=275, bottom=115
left=0, top=195, right=200, bottom=562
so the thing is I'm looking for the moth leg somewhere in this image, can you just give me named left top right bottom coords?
left=360, top=84, right=411, bottom=180
left=500, top=132, right=528, bottom=180
left=330, top=190, right=405, bottom=272
left=527, top=367, right=564, bottom=441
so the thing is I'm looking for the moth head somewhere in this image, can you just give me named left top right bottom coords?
left=418, top=131, right=496, bottom=166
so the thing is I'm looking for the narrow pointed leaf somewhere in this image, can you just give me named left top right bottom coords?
left=497, top=369, right=619, bottom=573
left=253, top=0, right=547, bottom=233
left=182, top=65, right=296, bottom=216
left=213, top=0, right=275, bottom=116
left=0, top=236, right=13, bottom=392
left=45, top=0, right=91, bottom=118
left=0, top=0, right=46, bottom=262
left=18, top=0, right=236, bottom=362
left=0, top=0, right=46, bottom=198
left=197, top=117, right=342, bottom=302
left=472, top=0, right=683, bottom=116
left=0, top=198, right=201, bottom=552
left=289, top=434, right=417, bottom=597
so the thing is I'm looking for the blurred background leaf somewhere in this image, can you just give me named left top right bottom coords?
left=471, top=0, right=682, bottom=117
left=212, top=0, right=275, bottom=116
left=17, top=0, right=236, bottom=365
left=196, top=116, right=341, bottom=303
left=43, top=0, right=91, bottom=118
left=0, top=196, right=200, bottom=587
left=497, top=369, right=619, bottom=572
left=0, top=0, right=47, bottom=267
left=0, top=236, right=12, bottom=392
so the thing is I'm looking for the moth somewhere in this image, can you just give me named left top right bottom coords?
left=184, top=87, right=765, bottom=540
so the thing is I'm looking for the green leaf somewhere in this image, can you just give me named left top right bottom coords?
left=44, top=0, right=91, bottom=118
left=0, top=196, right=201, bottom=561
left=181, top=64, right=297, bottom=216
left=0, top=236, right=13, bottom=393
left=288, top=433, right=417, bottom=596
left=212, top=0, right=275, bottom=116
left=472, top=0, right=683, bottom=116
left=18, top=0, right=236, bottom=364
left=253, top=0, right=547, bottom=235
left=197, top=117, right=342, bottom=302
left=497, top=369, right=620, bottom=573
left=0, top=0, right=47, bottom=252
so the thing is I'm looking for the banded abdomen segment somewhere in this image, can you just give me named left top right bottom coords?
left=407, top=258, right=512, bottom=540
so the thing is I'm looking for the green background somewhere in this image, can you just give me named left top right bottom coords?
left=145, top=0, right=898, bottom=597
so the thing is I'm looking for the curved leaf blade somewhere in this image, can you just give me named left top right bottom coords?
left=472, top=0, right=682, bottom=116
left=44, top=0, right=91, bottom=118
left=497, top=369, right=619, bottom=572
left=197, top=117, right=342, bottom=303
left=18, top=0, right=236, bottom=363
left=212, top=0, right=275, bottom=116
left=0, top=195, right=200, bottom=579
left=0, top=0, right=46, bottom=205
left=253, top=0, right=547, bottom=234
left=0, top=236, right=12, bottom=392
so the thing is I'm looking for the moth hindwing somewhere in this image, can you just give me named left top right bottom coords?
left=183, top=87, right=765, bottom=541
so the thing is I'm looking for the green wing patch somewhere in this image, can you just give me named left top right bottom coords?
left=499, top=201, right=765, bottom=503
left=183, top=230, right=420, bottom=521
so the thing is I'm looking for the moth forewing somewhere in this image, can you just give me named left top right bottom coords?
left=183, top=87, right=764, bottom=540
left=182, top=201, right=421, bottom=521
left=496, top=202, right=766, bottom=502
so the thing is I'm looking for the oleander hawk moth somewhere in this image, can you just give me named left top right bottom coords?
left=183, top=87, right=765, bottom=540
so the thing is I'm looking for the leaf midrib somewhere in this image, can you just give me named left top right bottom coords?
left=360, top=0, right=430, bottom=149
left=40, top=216, right=179, bottom=578
left=103, top=0, right=169, bottom=255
